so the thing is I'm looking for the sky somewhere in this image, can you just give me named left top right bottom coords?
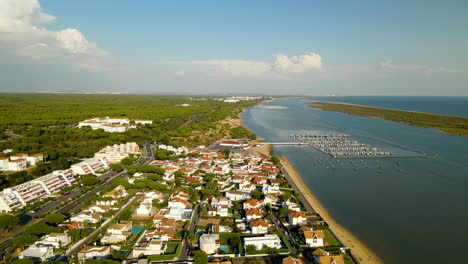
left=0, top=0, right=467, bottom=95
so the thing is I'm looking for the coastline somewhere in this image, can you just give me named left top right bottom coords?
left=308, top=101, right=468, bottom=137
left=280, top=156, right=383, bottom=264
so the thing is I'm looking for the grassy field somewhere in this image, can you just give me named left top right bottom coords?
left=308, top=101, right=468, bottom=136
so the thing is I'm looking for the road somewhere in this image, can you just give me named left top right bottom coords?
left=280, top=166, right=315, bottom=214
left=59, top=194, right=143, bottom=262
left=269, top=213, right=298, bottom=255
left=0, top=142, right=154, bottom=257
left=178, top=204, right=200, bottom=260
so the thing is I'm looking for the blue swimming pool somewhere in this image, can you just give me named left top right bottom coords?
left=220, top=246, right=228, bottom=252
left=131, top=226, right=143, bottom=235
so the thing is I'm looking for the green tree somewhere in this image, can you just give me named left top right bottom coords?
left=11, top=259, right=35, bottom=264
left=13, top=234, right=38, bottom=247
left=246, top=244, right=257, bottom=254
left=44, top=213, right=67, bottom=225
left=270, top=155, right=280, bottom=165
left=187, top=234, right=198, bottom=246
left=0, top=214, right=20, bottom=230
left=68, top=229, right=81, bottom=242
left=193, top=250, right=208, bottom=264
left=250, top=190, right=263, bottom=200
left=109, top=163, right=124, bottom=172
left=120, top=157, right=133, bottom=165
left=81, top=175, right=99, bottom=186
left=228, top=236, right=241, bottom=253
left=24, top=222, right=56, bottom=236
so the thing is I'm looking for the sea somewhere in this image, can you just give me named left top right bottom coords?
left=242, top=96, right=468, bottom=264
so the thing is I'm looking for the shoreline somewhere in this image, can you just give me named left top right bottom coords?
left=308, top=101, right=468, bottom=137
left=279, top=156, right=383, bottom=264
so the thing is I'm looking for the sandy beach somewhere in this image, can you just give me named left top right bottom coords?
left=280, top=156, right=383, bottom=264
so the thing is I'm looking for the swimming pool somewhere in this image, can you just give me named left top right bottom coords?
left=131, top=226, right=143, bottom=235
left=220, top=246, right=228, bottom=252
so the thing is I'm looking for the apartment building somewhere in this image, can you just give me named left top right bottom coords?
left=94, top=142, right=139, bottom=163
left=0, top=169, right=76, bottom=212
left=71, top=157, right=109, bottom=175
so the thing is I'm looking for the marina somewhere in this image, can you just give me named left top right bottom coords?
left=292, top=134, right=393, bottom=158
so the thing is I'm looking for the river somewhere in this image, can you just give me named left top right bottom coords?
left=242, top=96, right=468, bottom=264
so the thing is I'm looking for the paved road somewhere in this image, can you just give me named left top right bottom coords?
left=179, top=204, right=200, bottom=260
left=269, top=213, right=298, bottom=255
left=280, top=166, right=315, bottom=214
left=60, top=194, right=142, bottom=261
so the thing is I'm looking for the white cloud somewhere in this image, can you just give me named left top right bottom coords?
left=164, top=51, right=322, bottom=79
left=0, top=0, right=111, bottom=71
left=273, top=52, right=322, bottom=73
left=379, top=60, right=465, bottom=76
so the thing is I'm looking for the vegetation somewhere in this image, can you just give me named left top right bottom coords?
left=44, top=213, right=67, bottom=225
left=308, top=101, right=468, bottom=136
left=12, top=234, right=38, bottom=247
left=230, top=126, right=256, bottom=139
left=0, top=93, right=262, bottom=190
left=0, top=214, right=20, bottom=230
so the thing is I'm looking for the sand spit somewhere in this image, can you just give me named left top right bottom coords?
left=280, top=156, right=383, bottom=264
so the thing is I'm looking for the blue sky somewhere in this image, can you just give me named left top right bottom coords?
left=1, top=0, right=467, bottom=95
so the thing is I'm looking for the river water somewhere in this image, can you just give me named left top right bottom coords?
left=242, top=97, right=468, bottom=264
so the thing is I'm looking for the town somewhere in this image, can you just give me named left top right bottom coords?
left=0, top=139, right=355, bottom=264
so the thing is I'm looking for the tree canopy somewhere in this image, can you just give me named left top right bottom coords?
left=0, top=214, right=20, bottom=230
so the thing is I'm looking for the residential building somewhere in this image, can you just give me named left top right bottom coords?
left=250, top=219, right=269, bottom=234
left=78, top=117, right=131, bottom=133
left=317, top=255, right=345, bottom=264
left=71, top=157, right=109, bottom=175
left=133, top=229, right=167, bottom=257
left=304, top=230, right=325, bottom=247
left=244, top=199, right=263, bottom=210
left=0, top=169, right=76, bottom=212
left=288, top=211, right=307, bottom=226
left=246, top=208, right=263, bottom=221
left=35, top=233, right=70, bottom=248
left=19, top=244, right=54, bottom=262
left=94, top=142, right=139, bottom=163
left=244, top=234, right=282, bottom=250
left=78, top=246, right=110, bottom=263
left=283, top=256, right=304, bottom=264
left=199, top=234, right=220, bottom=254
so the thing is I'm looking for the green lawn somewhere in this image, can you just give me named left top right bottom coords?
left=147, top=241, right=182, bottom=261
left=324, top=229, right=342, bottom=247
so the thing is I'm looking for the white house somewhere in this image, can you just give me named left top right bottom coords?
left=133, top=230, right=167, bottom=257
left=244, top=234, right=282, bottom=251
left=246, top=208, right=263, bottom=222
left=70, top=213, right=101, bottom=224
left=19, top=244, right=54, bottom=262
left=35, top=233, right=70, bottom=248
left=225, top=191, right=247, bottom=201
left=199, top=234, right=220, bottom=254
left=288, top=211, right=307, bottom=226
left=250, top=219, right=269, bottom=234
left=7, top=159, right=27, bottom=171
left=78, top=246, right=110, bottom=263
left=26, top=154, right=44, bottom=166
left=304, top=230, right=325, bottom=247
left=243, top=199, right=263, bottom=210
